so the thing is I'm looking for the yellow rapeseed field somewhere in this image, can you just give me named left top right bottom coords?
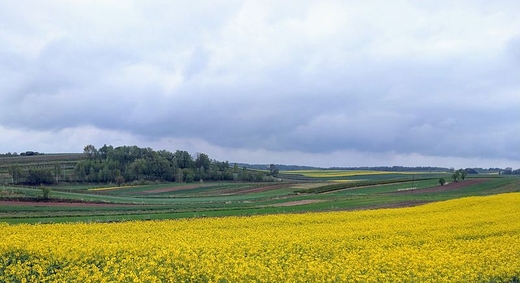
left=1, top=193, right=520, bottom=282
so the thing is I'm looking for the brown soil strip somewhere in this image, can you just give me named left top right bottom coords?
left=209, top=184, right=291, bottom=196
left=389, top=178, right=488, bottom=194
left=234, top=184, right=289, bottom=194
left=140, top=184, right=210, bottom=194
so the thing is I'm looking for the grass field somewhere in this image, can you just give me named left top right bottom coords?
left=0, top=169, right=518, bottom=224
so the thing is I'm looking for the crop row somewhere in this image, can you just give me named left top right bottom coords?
left=1, top=193, right=519, bottom=282
left=294, top=177, right=435, bottom=194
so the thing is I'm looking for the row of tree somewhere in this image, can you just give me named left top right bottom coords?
left=439, top=168, right=468, bottom=186
left=1, top=151, right=44, bottom=157
left=500, top=167, right=520, bottom=175
left=7, top=162, right=62, bottom=185
left=452, top=169, right=468, bottom=182
left=74, top=145, right=271, bottom=185
left=6, top=145, right=276, bottom=185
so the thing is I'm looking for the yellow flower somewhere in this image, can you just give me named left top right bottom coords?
left=1, top=193, right=519, bottom=282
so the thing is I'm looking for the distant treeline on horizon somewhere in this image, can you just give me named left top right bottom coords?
left=1, top=150, right=515, bottom=174
left=1, top=151, right=45, bottom=157
left=236, top=164, right=511, bottom=174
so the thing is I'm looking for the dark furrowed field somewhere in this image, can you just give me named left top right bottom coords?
left=1, top=170, right=519, bottom=224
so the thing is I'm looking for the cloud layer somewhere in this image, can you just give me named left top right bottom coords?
left=1, top=1, right=520, bottom=168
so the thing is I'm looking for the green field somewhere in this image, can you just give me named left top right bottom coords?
left=1, top=168, right=519, bottom=224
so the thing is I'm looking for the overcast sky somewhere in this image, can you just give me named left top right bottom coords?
left=1, top=1, right=520, bottom=168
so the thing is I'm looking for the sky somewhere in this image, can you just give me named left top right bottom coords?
left=1, top=1, right=520, bottom=169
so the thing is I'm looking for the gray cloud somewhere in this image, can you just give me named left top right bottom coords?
left=1, top=1, right=520, bottom=168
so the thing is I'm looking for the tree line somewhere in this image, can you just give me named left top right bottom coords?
left=439, top=168, right=468, bottom=186
left=6, top=145, right=272, bottom=186
left=1, top=151, right=44, bottom=157
left=74, top=145, right=267, bottom=185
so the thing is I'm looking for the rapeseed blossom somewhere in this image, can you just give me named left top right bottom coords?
left=1, top=193, right=519, bottom=282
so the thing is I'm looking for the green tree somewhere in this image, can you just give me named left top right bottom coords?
left=175, top=169, right=183, bottom=183
left=87, top=166, right=98, bottom=182
left=83, top=144, right=98, bottom=159
left=76, top=143, right=268, bottom=184
left=98, top=144, right=113, bottom=160
left=269, top=164, right=279, bottom=177
left=175, top=150, right=194, bottom=169
left=8, top=164, right=23, bottom=184
left=115, top=175, right=125, bottom=186
left=459, top=169, right=467, bottom=181
left=129, top=158, right=147, bottom=180
left=74, top=162, right=87, bottom=182
left=26, top=169, right=54, bottom=185
left=41, top=186, right=51, bottom=200
left=195, top=153, right=211, bottom=172
left=100, top=165, right=111, bottom=182
left=439, top=178, right=446, bottom=186
left=452, top=171, right=460, bottom=182
left=53, top=162, right=62, bottom=184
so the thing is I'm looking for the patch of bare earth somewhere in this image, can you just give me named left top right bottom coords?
left=270, top=199, right=324, bottom=207
left=214, top=184, right=292, bottom=195
left=235, top=184, right=290, bottom=194
left=389, top=178, right=488, bottom=195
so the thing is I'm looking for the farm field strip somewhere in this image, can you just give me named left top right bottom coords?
left=88, top=186, right=127, bottom=191
left=70, top=182, right=281, bottom=196
left=2, top=175, right=519, bottom=224
left=1, top=193, right=519, bottom=282
left=4, top=189, right=235, bottom=206
left=283, top=169, right=446, bottom=178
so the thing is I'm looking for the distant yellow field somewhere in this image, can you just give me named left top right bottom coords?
left=88, top=186, right=126, bottom=191
left=1, top=193, right=519, bottom=282
left=285, top=169, right=435, bottom=178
